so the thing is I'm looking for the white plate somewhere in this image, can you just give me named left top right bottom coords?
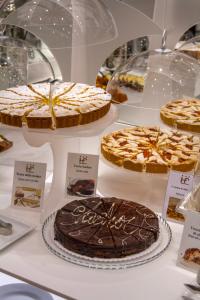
left=0, top=215, right=34, bottom=251
left=0, top=283, right=53, bottom=300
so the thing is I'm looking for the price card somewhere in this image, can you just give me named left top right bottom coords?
left=177, top=210, right=200, bottom=272
left=163, top=170, right=194, bottom=222
left=11, top=161, right=47, bottom=211
left=66, top=153, right=99, bottom=197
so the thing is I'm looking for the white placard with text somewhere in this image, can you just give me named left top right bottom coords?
left=11, top=161, right=47, bottom=211
left=163, top=170, right=194, bottom=221
left=66, top=153, right=99, bottom=197
left=177, top=210, right=200, bottom=272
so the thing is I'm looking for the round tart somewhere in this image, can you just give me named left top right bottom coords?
left=0, top=82, right=111, bottom=129
left=54, top=197, right=159, bottom=258
left=160, top=98, right=200, bottom=133
left=101, top=126, right=200, bottom=173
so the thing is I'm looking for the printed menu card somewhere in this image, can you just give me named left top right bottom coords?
left=177, top=210, right=200, bottom=272
left=12, top=161, right=47, bottom=211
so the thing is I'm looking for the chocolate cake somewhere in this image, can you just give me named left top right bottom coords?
left=67, top=179, right=95, bottom=196
left=54, top=197, right=159, bottom=258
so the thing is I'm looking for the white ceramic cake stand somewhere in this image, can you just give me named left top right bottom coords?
left=22, top=105, right=118, bottom=221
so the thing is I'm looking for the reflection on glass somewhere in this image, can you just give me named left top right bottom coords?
left=0, top=43, right=27, bottom=89
left=2, top=0, right=118, bottom=48
left=107, top=49, right=200, bottom=127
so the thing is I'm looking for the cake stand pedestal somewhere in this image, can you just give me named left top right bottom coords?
left=22, top=105, right=118, bottom=221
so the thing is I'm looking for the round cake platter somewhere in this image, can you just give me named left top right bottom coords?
left=42, top=212, right=172, bottom=270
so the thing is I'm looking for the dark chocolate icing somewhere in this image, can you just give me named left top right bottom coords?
left=54, top=197, right=159, bottom=258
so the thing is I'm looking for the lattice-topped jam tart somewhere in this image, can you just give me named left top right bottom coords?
left=101, top=126, right=200, bottom=173
left=54, top=197, right=159, bottom=258
left=160, top=98, right=200, bottom=133
left=0, top=82, right=111, bottom=129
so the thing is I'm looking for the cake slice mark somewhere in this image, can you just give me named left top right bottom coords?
left=9, top=100, right=42, bottom=108
left=79, top=198, right=124, bottom=230
left=0, top=94, right=40, bottom=101
left=1, top=101, right=43, bottom=117
left=74, top=86, right=90, bottom=96
left=48, top=83, right=56, bottom=129
left=59, top=100, right=83, bottom=106
left=57, top=86, right=90, bottom=100
left=70, top=92, right=105, bottom=100
left=86, top=222, right=117, bottom=250
left=79, top=198, right=108, bottom=220
left=52, top=82, right=76, bottom=102
left=65, top=223, right=96, bottom=235
left=86, top=224, right=104, bottom=243
left=1, top=102, right=43, bottom=114
left=7, top=88, right=42, bottom=100
left=27, top=84, right=49, bottom=101
left=22, top=106, right=42, bottom=123
left=101, top=198, right=124, bottom=220
left=106, top=224, right=118, bottom=253
left=123, top=223, right=158, bottom=239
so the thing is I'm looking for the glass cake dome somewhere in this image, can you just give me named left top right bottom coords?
left=176, top=34, right=200, bottom=61
left=0, top=0, right=120, bottom=87
left=1, top=0, right=118, bottom=49
left=0, top=35, right=58, bottom=89
left=0, top=0, right=162, bottom=87
left=107, top=48, right=200, bottom=127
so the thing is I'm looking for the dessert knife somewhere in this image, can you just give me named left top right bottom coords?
left=184, top=283, right=200, bottom=294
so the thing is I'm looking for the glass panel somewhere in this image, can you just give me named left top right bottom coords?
left=107, top=49, right=200, bottom=126
left=2, top=0, right=117, bottom=48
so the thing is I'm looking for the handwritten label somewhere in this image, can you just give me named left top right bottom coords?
left=66, top=153, right=99, bottom=197
left=177, top=210, right=200, bottom=272
left=163, top=170, right=194, bottom=221
left=11, top=161, right=47, bottom=211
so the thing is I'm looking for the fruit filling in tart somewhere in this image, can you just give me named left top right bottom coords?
left=101, top=126, right=200, bottom=173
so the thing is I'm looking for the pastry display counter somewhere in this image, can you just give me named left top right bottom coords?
left=0, top=122, right=198, bottom=300
left=0, top=2, right=200, bottom=299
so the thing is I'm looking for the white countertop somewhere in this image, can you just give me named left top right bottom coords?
left=0, top=212, right=196, bottom=300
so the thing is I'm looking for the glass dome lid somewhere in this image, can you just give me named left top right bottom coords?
left=107, top=49, right=200, bottom=126
left=176, top=34, right=200, bottom=60
left=1, top=0, right=118, bottom=49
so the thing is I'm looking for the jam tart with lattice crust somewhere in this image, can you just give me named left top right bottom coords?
left=0, top=82, right=111, bottom=129
left=101, top=126, right=200, bottom=173
left=160, top=98, right=200, bottom=133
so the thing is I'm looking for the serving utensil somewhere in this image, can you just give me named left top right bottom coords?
left=0, top=219, right=12, bottom=235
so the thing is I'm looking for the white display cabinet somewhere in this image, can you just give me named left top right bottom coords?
left=0, top=1, right=199, bottom=299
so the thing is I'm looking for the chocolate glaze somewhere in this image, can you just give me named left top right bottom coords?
left=54, top=197, right=159, bottom=258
